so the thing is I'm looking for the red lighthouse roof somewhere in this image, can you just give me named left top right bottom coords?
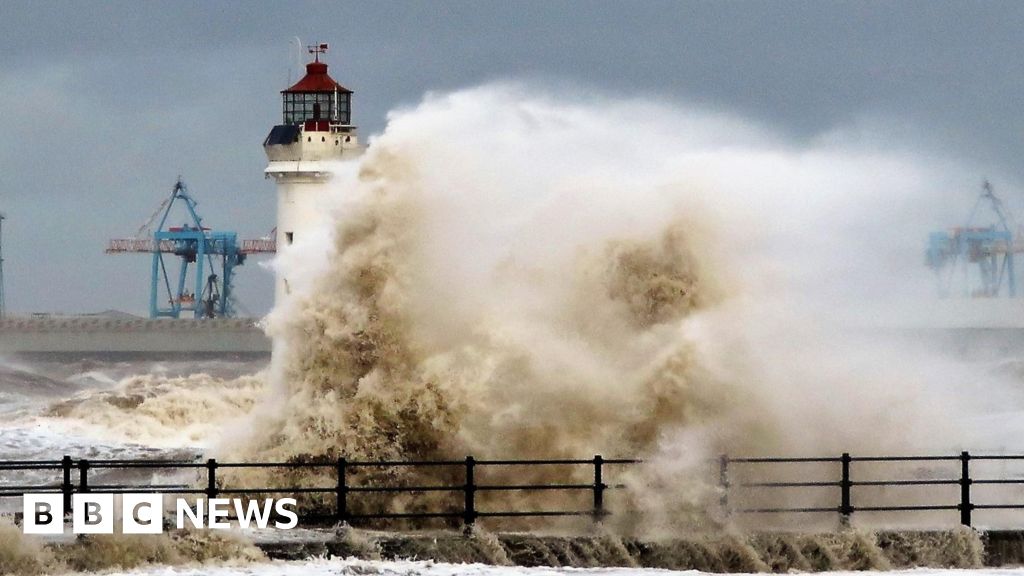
left=283, top=60, right=352, bottom=94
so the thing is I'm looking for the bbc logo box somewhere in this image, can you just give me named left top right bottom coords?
left=23, top=494, right=164, bottom=534
left=23, top=493, right=298, bottom=533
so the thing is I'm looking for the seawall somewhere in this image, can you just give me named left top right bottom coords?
left=247, top=528, right=1024, bottom=570
left=0, top=317, right=270, bottom=354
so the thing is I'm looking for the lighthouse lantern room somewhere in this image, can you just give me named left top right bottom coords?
left=280, top=43, right=352, bottom=126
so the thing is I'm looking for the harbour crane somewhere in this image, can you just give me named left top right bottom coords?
left=106, top=178, right=276, bottom=319
left=926, top=180, right=1022, bottom=298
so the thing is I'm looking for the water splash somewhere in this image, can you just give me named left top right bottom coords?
left=19, top=84, right=1024, bottom=534
left=213, top=84, right=1024, bottom=529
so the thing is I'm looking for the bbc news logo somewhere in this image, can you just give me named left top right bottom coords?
left=23, top=494, right=298, bottom=534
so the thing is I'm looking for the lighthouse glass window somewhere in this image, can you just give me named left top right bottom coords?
left=283, top=92, right=351, bottom=125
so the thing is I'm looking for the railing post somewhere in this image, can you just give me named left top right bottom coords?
left=205, top=458, right=218, bottom=499
left=463, top=456, right=476, bottom=529
left=336, top=457, right=348, bottom=524
left=839, top=452, right=853, bottom=526
left=592, top=455, right=605, bottom=523
left=61, top=455, right=73, bottom=514
left=719, top=454, right=730, bottom=517
left=959, top=451, right=972, bottom=527
left=78, top=459, right=89, bottom=494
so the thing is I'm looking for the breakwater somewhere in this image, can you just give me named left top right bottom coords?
left=254, top=528, right=996, bottom=570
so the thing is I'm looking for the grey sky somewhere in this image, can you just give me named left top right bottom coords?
left=1, top=1, right=1022, bottom=316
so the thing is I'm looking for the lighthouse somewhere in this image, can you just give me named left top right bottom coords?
left=264, top=44, right=363, bottom=300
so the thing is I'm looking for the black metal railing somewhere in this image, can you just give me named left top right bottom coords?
left=0, top=455, right=637, bottom=527
left=7, top=452, right=1024, bottom=528
left=720, top=451, right=1024, bottom=528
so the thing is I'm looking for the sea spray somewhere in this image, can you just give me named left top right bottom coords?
left=876, top=527, right=983, bottom=568
left=0, top=525, right=263, bottom=575
left=42, top=373, right=264, bottom=448
left=26, top=84, right=1024, bottom=531
left=4, top=524, right=986, bottom=572
left=0, top=521, right=50, bottom=575
left=217, top=84, right=1024, bottom=528
left=446, top=529, right=984, bottom=570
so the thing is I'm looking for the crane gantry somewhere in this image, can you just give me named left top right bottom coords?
left=927, top=180, right=1023, bottom=298
left=106, top=178, right=276, bottom=319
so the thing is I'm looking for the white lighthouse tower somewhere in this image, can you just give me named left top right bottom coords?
left=264, top=44, right=362, bottom=300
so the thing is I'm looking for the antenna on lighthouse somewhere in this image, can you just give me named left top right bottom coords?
left=287, top=37, right=303, bottom=86
left=333, top=85, right=340, bottom=122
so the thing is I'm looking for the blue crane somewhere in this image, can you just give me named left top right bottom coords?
left=926, top=180, right=1019, bottom=298
left=106, top=178, right=276, bottom=318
